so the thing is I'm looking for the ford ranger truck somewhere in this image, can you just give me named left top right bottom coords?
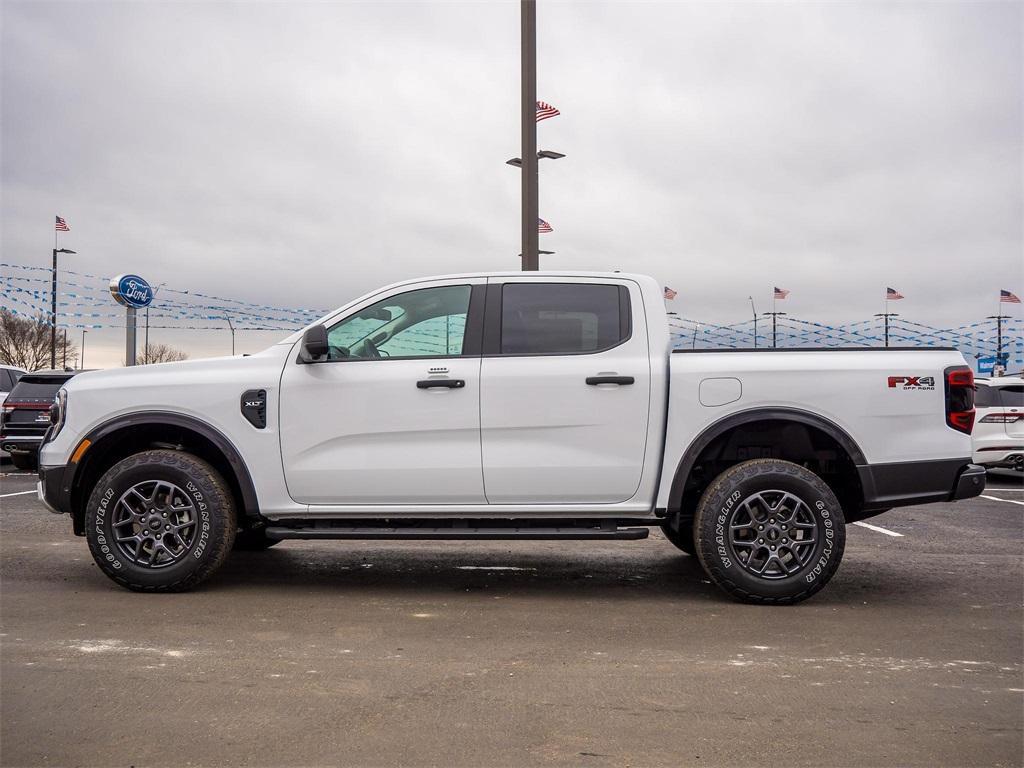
left=37, top=272, right=985, bottom=603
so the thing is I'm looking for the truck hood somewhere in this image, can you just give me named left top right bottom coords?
left=63, top=344, right=293, bottom=397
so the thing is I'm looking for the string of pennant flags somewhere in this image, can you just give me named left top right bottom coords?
left=2, top=261, right=1019, bottom=367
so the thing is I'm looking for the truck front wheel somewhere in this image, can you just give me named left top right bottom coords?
left=84, top=450, right=237, bottom=592
left=694, top=459, right=846, bottom=605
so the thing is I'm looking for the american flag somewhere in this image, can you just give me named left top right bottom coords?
left=1001, top=289, right=1021, bottom=304
left=55, top=215, right=70, bottom=232
left=886, top=287, right=904, bottom=300
left=536, top=101, right=560, bottom=122
left=663, top=286, right=678, bottom=300
left=538, top=218, right=553, bottom=233
left=774, top=287, right=789, bottom=300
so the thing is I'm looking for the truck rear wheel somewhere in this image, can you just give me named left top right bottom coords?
left=84, top=450, right=237, bottom=592
left=694, top=459, right=846, bottom=605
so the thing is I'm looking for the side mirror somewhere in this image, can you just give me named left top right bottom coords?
left=298, top=325, right=329, bottom=363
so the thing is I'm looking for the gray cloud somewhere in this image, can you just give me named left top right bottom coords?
left=2, top=1, right=1020, bottom=367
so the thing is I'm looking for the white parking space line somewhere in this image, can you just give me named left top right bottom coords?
left=852, top=520, right=904, bottom=537
left=0, top=490, right=36, bottom=498
left=981, top=495, right=1024, bottom=506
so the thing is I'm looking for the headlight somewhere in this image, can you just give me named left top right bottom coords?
left=47, top=388, right=67, bottom=441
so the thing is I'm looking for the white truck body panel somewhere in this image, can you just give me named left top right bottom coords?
left=41, top=270, right=974, bottom=521
left=654, top=348, right=972, bottom=507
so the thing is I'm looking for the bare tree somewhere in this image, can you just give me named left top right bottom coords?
left=138, top=343, right=189, bottom=365
left=0, top=309, right=77, bottom=371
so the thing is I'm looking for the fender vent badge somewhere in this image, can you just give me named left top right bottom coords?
left=241, top=389, right=267, bottom=429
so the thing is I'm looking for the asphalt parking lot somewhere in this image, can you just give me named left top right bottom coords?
left=1, top=467, right=1021, bottom=767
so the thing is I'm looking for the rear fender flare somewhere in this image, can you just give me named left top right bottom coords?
left=667, top=407, right=867, bottom=512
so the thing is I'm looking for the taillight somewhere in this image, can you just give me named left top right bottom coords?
left=944, top=366, right=975, bottom=434
left=979, top=413, right=1023, bottom=424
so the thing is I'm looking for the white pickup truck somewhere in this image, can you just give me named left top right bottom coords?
left=38, top=272, right=984, bottom=603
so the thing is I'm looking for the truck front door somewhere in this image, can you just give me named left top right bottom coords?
left=279, top=280, right=486, bottom=505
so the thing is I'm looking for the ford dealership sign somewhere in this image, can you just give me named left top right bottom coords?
left=109, top=274, right=154, bottom=309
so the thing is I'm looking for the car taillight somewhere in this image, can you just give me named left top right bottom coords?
left=979, top=413, right=1023, bottom=423
left=944, top=365, right=975, bottom=434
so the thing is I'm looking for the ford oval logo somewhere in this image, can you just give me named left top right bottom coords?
left=109, top=274, right=154, bottom=309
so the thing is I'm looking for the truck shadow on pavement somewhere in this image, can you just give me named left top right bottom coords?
left=199, top=542, right=949, bottom=607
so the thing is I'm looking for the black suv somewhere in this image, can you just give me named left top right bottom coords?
left=1, top=371, right=80, bottom=471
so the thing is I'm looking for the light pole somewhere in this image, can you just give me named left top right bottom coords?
left=62, top=329, right=67, bottom=369
left=50, top=248, right=76, bottom=368
left=874, top=312, right=899, bottom=347
left=509, top=151, right=564, bottom=267
left=144, top=282, right=166, bottom=363
left=224, top=315, right=235, bottom=356
left=987, top=314, right=1011, bottom=370
left=763, top=312, right=787, bottom=348
left=748, top=296, right=758, bottom=348
left=520, top=0, right=539, bottom=271
left=81, top=329, right=87, bottom=369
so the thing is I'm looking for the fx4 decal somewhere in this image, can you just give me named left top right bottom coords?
left=887, top=375, right=935, bottom=390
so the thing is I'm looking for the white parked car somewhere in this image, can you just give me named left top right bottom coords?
left=973, top=375, right=1023, bottom=472
left=37, top=271, right=984, bottom=603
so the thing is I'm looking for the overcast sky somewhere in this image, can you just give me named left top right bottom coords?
left=2, top=0, right=1021, bottom=368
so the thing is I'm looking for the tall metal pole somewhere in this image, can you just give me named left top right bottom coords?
left=520, top=0, right=539, bottom=271
left=145, top=283, right=165, bottom=363
left=62, top=329, right=67, bottom=369
left=763, top=312, right=786, bottom=348
left=749, top=297, right=757, bottom=348
left=988, top=314, right=1010, bottom=366
left=225, top=315, right=235, bottom=356
left=874, top=313, right=898, bottom=347
left=125, top=307, right=137, bottom=366
left=50, top=248, right=58, bottom=369
left=81, top=329, right=87, bottom=369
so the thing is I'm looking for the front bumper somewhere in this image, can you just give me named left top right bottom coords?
left=37, top=463, right=73, bottom=518
left=857, top=457, right=985, bottom=512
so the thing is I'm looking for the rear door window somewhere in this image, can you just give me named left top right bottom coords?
left=499, top=283, right=629, bottom=355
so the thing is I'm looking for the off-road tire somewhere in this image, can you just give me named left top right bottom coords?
left=661, top=518, right=696, bottom=555
left=233, top=527, right=281, bottom=551
left=10, top=453, right=36, bottom=471
left=694, top=459, right=846, bottom=605
left=85, top=450, right=237, bottom=592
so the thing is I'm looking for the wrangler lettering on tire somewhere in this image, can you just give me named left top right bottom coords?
left=694, top=459, right=847, bottom=605
left=85, top=450, right=237, bottom=592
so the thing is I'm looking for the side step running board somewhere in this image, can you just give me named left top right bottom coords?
left=264, top=526, right=650, bottom=541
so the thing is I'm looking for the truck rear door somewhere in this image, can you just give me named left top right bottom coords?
left=479, top=278, right=651, bottom=504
